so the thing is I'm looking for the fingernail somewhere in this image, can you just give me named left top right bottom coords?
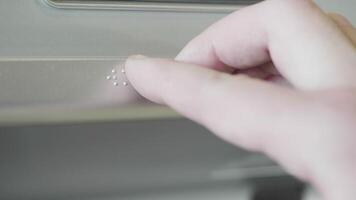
left=125, top=55, right=149, bottom=73
left=128, top=54, right=148, bottom=60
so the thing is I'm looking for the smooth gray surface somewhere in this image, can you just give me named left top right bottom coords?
left=0, top=59, right=137, bottom=107
left=0, top=0, right=222, bottom=58
left=0, top=0, right=354, bottom=58
left=0, top=59, right=180, bottom=125
left=0, top=58, right=182, bottom=125
left=0, top=119, right=279, bottom=200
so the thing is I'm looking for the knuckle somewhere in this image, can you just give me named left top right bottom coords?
left=205, top=70, right=228, bottom=83
left=199, top=71, right=236, bottom=98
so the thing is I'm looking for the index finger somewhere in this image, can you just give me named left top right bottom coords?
left=176, top=0, right=356, bottom=90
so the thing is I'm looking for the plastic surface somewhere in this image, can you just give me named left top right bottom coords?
left=0, top=58, right=178, bottom=125
left=45, top=0, right=246, bottom=12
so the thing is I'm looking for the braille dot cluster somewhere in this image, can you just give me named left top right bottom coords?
left=106, top=66, right=128, bottom=87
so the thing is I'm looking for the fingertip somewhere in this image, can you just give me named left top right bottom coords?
left=175, top=48, right=188, bottom=61
left=175, top=42, right=203, bottom=64
left=124, top=55, right=165, bottom=103
left=125, top=55, right=169, bottom=79
left=125, top=54, right=150, bottom=75
left=125, top=54, right=150, bottom=72
left=127, top=54, right=149, bottom=60
left=124, top=54, right=147, bottom=84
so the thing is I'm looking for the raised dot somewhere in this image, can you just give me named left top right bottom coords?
left=113, top=82, right=119, bottom=86
left=112, top=75, right=118, bottom=80
left=106, top=75, right=111, bottom=80
left=123, top=82, right=128, bottom=86
left=111, top=69, right=116, bottom=73
left=121, top=68, right=126, bottom=74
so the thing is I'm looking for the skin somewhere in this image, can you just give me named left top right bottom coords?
left=124, top=0, right=356, bottom=199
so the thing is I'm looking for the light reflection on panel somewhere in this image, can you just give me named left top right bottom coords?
left=61, top=0, right=261, bottom=4
left=45, top=0, right=259, bottom=12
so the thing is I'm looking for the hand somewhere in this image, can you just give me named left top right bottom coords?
left=124, top=0, right=356, bottom=199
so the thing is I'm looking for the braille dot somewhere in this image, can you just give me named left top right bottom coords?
left=123, top=82, right=128, bottom=86
left=106, top=75, right=111, bottom=80
left=121, top=68, right=126, bottom=74
left=111, top=69, right=116, bottom=73
left=113, top=82, right=119, bottom=86
left=112, top=75, right=117, bottom=80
